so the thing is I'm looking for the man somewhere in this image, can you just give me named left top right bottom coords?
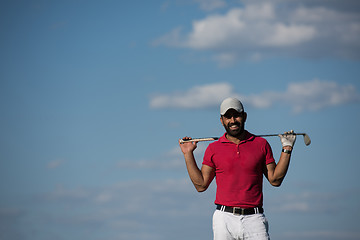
left=179, top=97, right=296, bottom=240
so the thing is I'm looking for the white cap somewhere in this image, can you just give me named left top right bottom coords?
left=220, top=97, right=244, bottom=115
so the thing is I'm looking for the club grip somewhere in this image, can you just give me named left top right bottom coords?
left=179, top=137, right=218, bottom=143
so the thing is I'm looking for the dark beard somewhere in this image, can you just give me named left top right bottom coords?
left=223, top=122, right=245, bottom=138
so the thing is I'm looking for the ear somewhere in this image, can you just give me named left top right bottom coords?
left=243, top=112, right=247, bottom=122
left=220, top=115, right=224, bottom=125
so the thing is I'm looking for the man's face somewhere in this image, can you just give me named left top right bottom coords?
left=220, top=109, right=247, bottom=137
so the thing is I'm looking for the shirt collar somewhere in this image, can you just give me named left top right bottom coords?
left=219, top=130, right=255, bottom=144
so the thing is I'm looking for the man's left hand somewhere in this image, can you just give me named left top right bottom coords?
left=279, top=130, right=296, bottom=147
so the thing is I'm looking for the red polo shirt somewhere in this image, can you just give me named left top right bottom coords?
left=203, top=131, right=275, bottom=208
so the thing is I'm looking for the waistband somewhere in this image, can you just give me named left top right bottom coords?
left=216, top=204, right=264, bottom=215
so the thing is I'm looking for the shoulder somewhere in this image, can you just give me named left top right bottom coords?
left=247, top=132, right=271, bottom=147
left=208, top=133, right=228, bottom=146
left=205, top=134, right=228, bottom=153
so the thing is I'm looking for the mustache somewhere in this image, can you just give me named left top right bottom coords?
left=227, top=122, right=240, bottom=127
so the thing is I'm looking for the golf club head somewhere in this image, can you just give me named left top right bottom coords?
left=303, top=133, right=311, bottom=146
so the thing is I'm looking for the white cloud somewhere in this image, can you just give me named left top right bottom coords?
left=150, top=82, right=239, bottom=109
left=212, top=53, right=238, bottom=67
left=149, top=80, right=360, bottom=113
left=30, top=181, right=202, bottom=239
left=6, top=178, right=360, bottom=240
left=154, top=1, right=360, bottom=63
left=262, top=23, right=316, bottom=47
left=282, top=80, right=360, bottom=112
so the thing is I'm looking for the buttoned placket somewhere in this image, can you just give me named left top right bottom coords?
left=236, top=143, right=241, bottom=157
left=236, top=138, right=250, bottom=156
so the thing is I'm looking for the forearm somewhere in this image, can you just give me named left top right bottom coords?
left=270, top=147, right=292, bottom=186
left=183, top=152, right=207, bottom=191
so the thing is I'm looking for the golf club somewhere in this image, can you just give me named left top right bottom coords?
left=179, top=133, right=311, bottom=146
left=258, top=133, right=311, bottom=146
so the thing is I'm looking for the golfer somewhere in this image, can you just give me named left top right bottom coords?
left=179, top=97, right=296, bottom=240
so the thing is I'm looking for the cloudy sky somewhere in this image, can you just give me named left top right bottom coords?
left=1, top=0, right=360, bottom=239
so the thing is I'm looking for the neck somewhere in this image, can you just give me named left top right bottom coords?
left=225, top=130, right=247, bottom=144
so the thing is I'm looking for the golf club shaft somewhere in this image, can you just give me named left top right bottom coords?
left=257, top=133, right=307, bottom=137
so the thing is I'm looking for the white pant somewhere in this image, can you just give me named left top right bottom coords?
left=212, top=210, right=270, bottom=240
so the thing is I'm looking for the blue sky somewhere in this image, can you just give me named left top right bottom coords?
left=1, top=0, right=360, bottom=239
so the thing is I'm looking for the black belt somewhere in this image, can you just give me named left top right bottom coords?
left=216, top=204, right=264, bottom=215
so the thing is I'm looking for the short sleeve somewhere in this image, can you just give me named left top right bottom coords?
left=202, top=144, right=216, bottom=168
left=265, top=141, right=275, bottom=165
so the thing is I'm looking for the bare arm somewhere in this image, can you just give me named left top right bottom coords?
left=264, top=146, right=292, bottom=187
left=179, top=138, right=215, bottom=192
left=265, top=130, right=296, bottom=187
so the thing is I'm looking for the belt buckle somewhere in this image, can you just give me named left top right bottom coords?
left=232, top=207, right=244, bottom=215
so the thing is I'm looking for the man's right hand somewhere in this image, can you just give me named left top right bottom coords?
left=179, top=137, right=197, bottom=154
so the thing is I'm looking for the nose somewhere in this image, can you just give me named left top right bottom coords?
left=229, top=116, right=236, bottom=123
